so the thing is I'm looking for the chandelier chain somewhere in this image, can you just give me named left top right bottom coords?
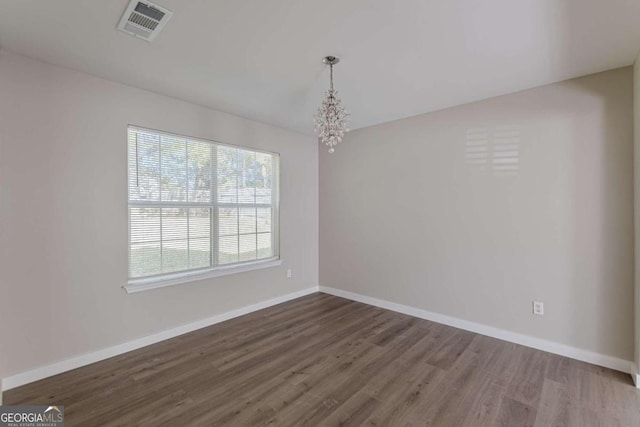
left=330, top=63, right=334, bottom=91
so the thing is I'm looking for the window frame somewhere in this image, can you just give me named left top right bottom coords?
left=124, top=125, right=280, bottom=293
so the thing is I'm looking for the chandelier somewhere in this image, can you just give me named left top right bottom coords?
left=314, top=56, right=350, bottom=153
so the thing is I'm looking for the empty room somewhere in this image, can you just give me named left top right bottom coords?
left=1, top=0, right=640, bottom=425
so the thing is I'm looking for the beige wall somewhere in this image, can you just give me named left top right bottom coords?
left=0, top=49, right=318, bottom=379
left=634, top=54, right=640, bottom=375
left=320, top=67, right=634, bottom=361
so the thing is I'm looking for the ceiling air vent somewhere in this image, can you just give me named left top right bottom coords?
left=117, top=0, right=173, bottom=42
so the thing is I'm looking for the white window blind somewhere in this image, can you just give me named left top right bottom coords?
left=127, top=126, right=279, bottom=282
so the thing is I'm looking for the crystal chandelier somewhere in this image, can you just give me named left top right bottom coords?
left=314, top=56, right=350, bottom=153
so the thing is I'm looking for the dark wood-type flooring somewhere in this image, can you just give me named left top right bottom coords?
left=6, top=293, right=640, bottom=426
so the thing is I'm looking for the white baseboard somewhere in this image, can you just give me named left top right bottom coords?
left=319, top=286, right=635, bottom=375
left=3, top=285, right=635, bottom=392
left=2, top=286, right=319, bottom=391
left=632, top=366, right=640, bottom=388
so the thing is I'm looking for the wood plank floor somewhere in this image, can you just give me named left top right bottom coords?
left=5, top=293, right=640, bottom=426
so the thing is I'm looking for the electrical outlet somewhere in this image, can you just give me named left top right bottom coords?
left=286, top=269, right=292, bottom=278
left=533, top=301, right=544, bottom=316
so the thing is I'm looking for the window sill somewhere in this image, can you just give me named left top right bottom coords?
left=124, top=258, right=282, bottom=293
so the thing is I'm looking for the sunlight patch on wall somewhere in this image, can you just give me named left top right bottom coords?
left=465, top=125, right=520, bottom=177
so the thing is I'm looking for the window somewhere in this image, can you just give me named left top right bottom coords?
left=127, top=126, right=279, bottom=290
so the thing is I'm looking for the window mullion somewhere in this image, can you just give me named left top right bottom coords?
left=186, top=140, right=190, bottom=269
left=236, top=149, right=240, bottom=262
left=211, top=144, right=218, bottom=267
left=159, top=137, right=163, bottom=273
left=135, top=132, right=139, bottom=187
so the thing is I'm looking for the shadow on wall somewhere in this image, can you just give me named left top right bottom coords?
left=554, top=1, right=634, bottom=359
left=563, top=72, right=634, bottom=360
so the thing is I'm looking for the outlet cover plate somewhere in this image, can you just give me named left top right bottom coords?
left=533, top=301, right=544, bottom=316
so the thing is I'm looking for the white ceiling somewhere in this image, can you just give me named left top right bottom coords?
left=1, top=0, right=639, bottom=135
